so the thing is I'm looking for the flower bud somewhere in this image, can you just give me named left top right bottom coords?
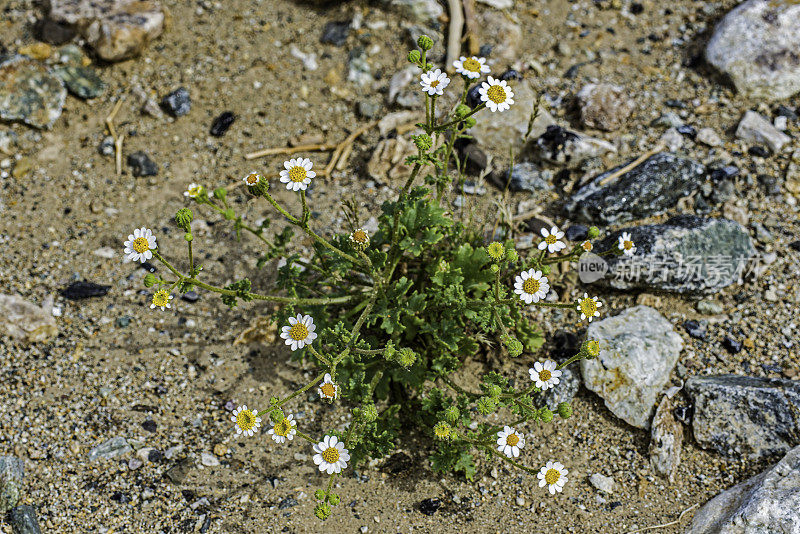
left=408, top=50, right=421, bottom=63
left=413, top=133, right=433, bottom=151
left=417, top=35, right=433, bottom=51
left=464, top=117, right=477, bottom=128
left=581, top=339, right=600, bottom=359
left=328, top=493, right=340, bottom=506
left=175, top=207, right=193, bottom=231
left=397, top=347, right=417, bottom=368
left=490, top=263, right=500, bottom=274
left=506, top=338, right=523, bottom=358
left=184, top=232, right=193, bottom=242
left=557, top=402, right=573, bottom=419
left=444, top=406, right=460, bottom=424
left=477, top=396, right=496, bottom=415
left=213, top=187, right=227, bottom=201
left=455, top=104, right=471, bottom=118
left=505, top=248, right=518, bottom=263
left=314, top=489, right=325, bottom=501
left=269, top=408, right=285, bottom=423
left=314, top=503, right=332, bottom=520
left=486, top=384, right=502, bottom=399
left=588, top=226, right=600, bottom=239
left=143, top=273, right=157, bottom=288
left=358, top=403, right=378, bottom=423
left=383, top=343, right=397, bottom=362
left=539, top=407, right=554, bottom=423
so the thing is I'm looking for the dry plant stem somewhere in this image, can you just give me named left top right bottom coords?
left=114, top=133, right=125, bottom=176
left=322, top=120, right=379, bottom=177
left=597, top=143, right=666, bottom=187
left=445, top=0, right=464, bottom=72
left=105, top=95, right=125, bottom=175
left=461, top=0, right=479, bottom=55
left=624, top=503, right=700, bottom=534
left=244, top=142, right=338, bottom=160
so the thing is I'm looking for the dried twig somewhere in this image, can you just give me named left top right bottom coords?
left=105, top=95, right=126, bottom=176
left=115, top=133, right=125, bottom=176
left=446, top=0, right=465, bottom=72
left=244, top=143, right=338, bottom=160
left=462, top=0, right=479, bottom=55
left=320, top=120, right=379, bottom=177
left=597, top=143, right=665, bottom=187
left=624, top=503, right=699, bottom=534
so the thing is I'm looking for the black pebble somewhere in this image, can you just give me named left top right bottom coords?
left=757, top=174, right=780, bottom=195
left=748, top=145, right=770, bottom=158
left=500, top=69, right=521, bottom=81
left=148, top=449, right=165, bottom=463
left=161, top=87, right=191, bottom=117
left=789, top=240, right=800, bottom=252
left=141, top=420, right=157, bottom=432
left=676, top=125, right=696, bottom=138
left=630, top=2, right=644, bottom=14
left=709, top=165, right=739, bottom=181
left=35, top=18, right=76, bottom=44
left=673, top=406, right=692, bottom=425
left=210, top=111, right=235, bottom=137
left=665, top=99, right=686, bottom=109
left=722, top=336, right=743, bottom=354
left=60, top=281, right=110, bottom=300
left=460, top=143, right=488, bottom=174
left=320, top=20, right=350, bottom=46
left=565, top=224, right=589, bottom=242
left=418, top=498, right=441, bottom=516
left=278, top=496, right=299, bottom=509
left=181, top=290, right=200, bottom=302
left=140, top=262, right=157, bottom=273
left=466, top=84, right=482, bottom=108
left=479, top=44, right=492, bottom=57
left=110, top=491, right=131, bottom=504
left=127, top=151, right=158, bottom=177
left=7, top=505, right=42, bottom=534
left=777, top=105, right=798, bottom=121
left=682, top=320, right=706, bottom=340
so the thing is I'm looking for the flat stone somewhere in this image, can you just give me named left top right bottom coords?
left=7, top=505, right=42, bottom=534
left=696, top=127, right=723, bottom=147
left=48, top=0, right=166, bottom=62
left=706, top=0, right=800, bottom=100
left=0, top=55, right=66, bottom=129
left=589, top=473, right=615, bottom=494
left=685, top=375, right=800, bottom=460
left=489, top=162, right=553, bottom=193
left=0, top=294, right=57, bottom=343
left=577, top=83, right=634, bottom=131
left=127, top=151, right=158, bottom=177
left=649, top=396, right=683, bottom=482
left=89, top=437, right=132, bottom=461
left=688, top=445, right=800, bottom=534
left=533, top=125, right=616, bottom=167
left=596, top=216, right=756, bottom=294
left=53, top=65, right=105, bottom=99
left=0, top=456, right=24, bottom=514
left=735, top=110, right=791, bottom=153
left=580, top=306, right=684, bottom=429
left=564, top=152, right=705, bottom=225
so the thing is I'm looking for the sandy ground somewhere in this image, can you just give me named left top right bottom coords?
left=1, top=0, right=799, bottom=532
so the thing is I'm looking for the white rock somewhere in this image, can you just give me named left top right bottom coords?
left=200, top=452, right=220, bottom=467
left=381, top=0, right=443, bottom=22
left=660, top=128, right=684, bottom=152
left=735, top=110, right=791, bottom=153
left=696, top=127, right=723, bottom=147
left=589, top=473, right=615, bottom=494
left=706, top=0, right=800, bottom=100
left=0, top=294, right=57, bottom=343
left=476, top=0, right=513, bottom=8
left=580, top=306, right=684, bottom=429
left=688, top=445, right=800, bottom=533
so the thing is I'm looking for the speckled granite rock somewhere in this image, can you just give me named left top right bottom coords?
left=0, top=55, right=66, bottom=129
left=596, top=216, right=756, bottom=294
left=48, top=0, right=166, bottom=62
left=685, top=375, right=800, bottom=460
left=649, top=396, right=683, bottom=482
left=706, top=0, right=800, bottom=100
left=688, top=445, right=800, bottom=534
left=53, top=65, right=105, bottom=99
left=0, top=456, right=24, bottom=514
left=580, top=306, right=683, bottom=429
left=565, top=152, right=705, bottom=225
left=577, top=83, right=634, bottom=131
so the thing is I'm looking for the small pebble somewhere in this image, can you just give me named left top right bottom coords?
left=127, top=151, right=158, bottom=177
left=209, top=111, right=235, bottom=137
left=60, top=281, right=110, bottom=300
left=161, top=87, right=191, bottom=117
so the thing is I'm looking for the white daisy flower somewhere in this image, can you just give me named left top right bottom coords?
left=279, top=158, right=315, bottom=192
left=267, top=414, right=297, bottom=444
left=349, top=228, right=369, bottom=249
left=478, top=76, right=514, bottom=112
left=538, top=461, right=568, bottom=495
left=529, top=360, right=562, bottom=391
left=150, top=289, right=173, bottom=311
left=618, top=232, right=636, bottom=256
left=318, top=373, right=339, bottom=400
left=538, top=226, right=566, bottom=254
left=496, top=425, right=525, bottom=458
left=577, top=293, right=602, bottom=322
left=420, top=68, right=450, bottom=96
left=184, top=183, right=205, bottom=198
left=231, top=405, right=261, bottom=437
left=514, top=269, right=550, bottom=304
left=453, top=56, right=489, bottom=79
left=581, top=240, right=593, bottom=252
left=280, top=313, right=318, bottom=350
left=243, top=172, right=262, bottom=186
left=312, top=435, right=350, bottom=475
left=123, top=227, right=157, bottom=263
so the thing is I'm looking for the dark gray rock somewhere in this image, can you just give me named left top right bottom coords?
left=649, top=396, right=683, bottom=482
left=161, top=87, right=190, bottom=117
left=534, top=125, right=616, bottom=167
left=596, top=216, right=756, bottom=294
left=685, top=375, right=800, bottom=460
left=127, top=151, right=158, bottom=177
left=564, top=152, right=705, bottom=225
left=320, top=21, right=350, bottom=46
left=0, top=55, right=66, bottom=129
left=490, top=162, right=553, bottom=193
left=0, top=456, right=24, bottom=514
left=209, top=111, right=235, bottom=137
left=7, top=505, right=41, bottom=534
left=53, top=66, right=105, bottom=99
left=688, top=445, right=800, bottom=534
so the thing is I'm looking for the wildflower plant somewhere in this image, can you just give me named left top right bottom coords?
left=127, top=36, right=634, bottom=519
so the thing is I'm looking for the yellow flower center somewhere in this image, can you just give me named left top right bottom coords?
left=352, top=230, right=368, bottom=244
left=289, top=323, right=309, bottom=341
left=587, top=340, right=600, bottom=356
left=545, top=235, right=557, bottom=245
left=506, top=433, right=520, bottom=447
left=623, top=240, right=633, bottom=250
left=189, top=186, right=202, bottom=196
left=289, top=166, right=307, bottom=183
left=429, top=79, right=439, bottom=88
left=320, top=383, right=336, bottom=398
left=152, top=291, right=170, bottom=307
left=486, top=84, right=507, bottom=104
left=463, top=58, right=481, bottom=72
left=322, top=447, right=340, bottom=464
left=545, top=468, right=560, bottom=485
left=582, top=241, right=593, bottom=251
left=580, top=298, right=597, bottom=316
left=245, top=173, right=260, bottom=185
left=132, top=237, right=149, bottom=254
left=237, top=411, right=256, bottom=431
left=274, top=419, right=292, bottom=437
left=539, top=370, right=552, bottom=382
left=522, top=278, right=540, bottom=295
